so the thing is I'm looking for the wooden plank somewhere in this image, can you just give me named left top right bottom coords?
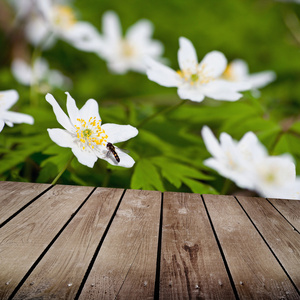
left=203, top=194, right=299, bottom=300
left=237, top=196, right=300, bottom=291
left=12, top=187, right=123, bottom=300
left=78, top=189, right=161, bottom=300
left=160, top=192, right=235, bottom=300
left=0, top=181, right=50, bottom=225
left=0, top=184, right=93, bottom=300
left=268, top=198, right=300, bottom=232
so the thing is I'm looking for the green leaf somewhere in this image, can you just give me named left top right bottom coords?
left=131, top=159, right=165, bottom=191
left=37, top=146, right=72, bottom=183
left=0, top=134, right=51, bottom=174
left=290, top=121, right=300, bottom=134
left=181, top=177, right=218, bottom=194
left=151, top=156, right=214, bottom=192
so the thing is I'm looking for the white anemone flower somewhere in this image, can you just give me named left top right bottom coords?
left=11, top=58, right=71, bottom=92
left=146, top=37, right=250, bottom=102
left=92, top=11, right=164, bottom=74
left=201, top=126, right=266, bottom=189
left=221, top=59, right=276, bottom=91
left=202, top=126, right=300, bottom=200
left=46, top=92, right=138, bottom=168
left=13, top=0, right=101, bottom=51
left=251, top=155, right=299, bottom=200
left=0, top=90, right=34, bottom=132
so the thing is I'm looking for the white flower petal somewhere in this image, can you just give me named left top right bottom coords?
left=144, top=40, right=164, bottom=57
left=101, top=124, right=138, bottom=144
left=0, top=90, right=19, bottom=110
left=107, top=60, right=132, bottom=74
left=11, top=59, right=32, bottom=86
left=248, top=71, right=276, bottom=89
left=146, top=57, right=180, bottom=87
left=36, top=0, right=52, bottom=18
left=126, top=19, right=153, bottom=42
left=204, top=158, right=253, bottom=189
left=72, top=146, right=98, bottom=168
left=219, top=132, right=237, bottom=150
left=47, top=128, right=75, bottom=148
left=212, top=79, right=251, bottom=92
left=238, top=132, right=267, bottom=162
left=102, top=11, right=122, bottom=43
left=201, top=126, right=223, bottom=159
left=101, top=147, right=135, bottom=168
left=229, top=59, right=249, bottom=79
left=204, top=89, right=243, bottom=101
left=177, top=86, right=205, bottom=102
left=66, top=92, right=79, bottom=125
left=25, top=16, right=53, bottom=48
left=1, top=111, right=34, bottom=125
left=0, top=120, right=4, bottom=132
left=79, top=99, right=101, bottom=122
left=45, top=93, right=74, bottom=132
left=251, top=156, right=296, bottom=198
left=64, top=21, right=103, bottom=52
left=178, top=37, right=198, bottom=72
left=199, top=51, right=227, bottom=78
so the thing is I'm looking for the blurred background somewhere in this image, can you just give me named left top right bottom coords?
left=0, top=0, right=300, bottom=194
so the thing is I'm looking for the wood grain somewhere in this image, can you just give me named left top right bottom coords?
left=268, top=198, right=300, bottom=232
left=13, top=187, right=123, bottom=300
left=0, top=184, right=93, bottom=300
left=237, top=196, right=300, bottom=291
left=160, top=192, right=235, bottom=300
left=203, top=194, right=299, bottom=300
left=78, top=189, right=161, bottom=300
left=0, top=181, right=50, bottom=225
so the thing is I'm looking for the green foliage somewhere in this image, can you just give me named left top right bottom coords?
left=0, top=0, right=300, bottom=195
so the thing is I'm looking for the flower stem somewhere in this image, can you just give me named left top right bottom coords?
left=51, top=155, right=74, bottom=185
left=221, top=178, right=232, bottom=195
left=136, top=99, right=186, bottom=129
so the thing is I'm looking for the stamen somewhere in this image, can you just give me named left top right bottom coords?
left=178, top=63, right=214, bottom=86
left=53, top=5, right=76, bottom=29
left=74, top=117, right=107, bottom=150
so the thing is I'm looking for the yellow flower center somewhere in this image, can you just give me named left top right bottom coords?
left=265, top=172, right=275, bottom=183
left=52, top=5, right=76, bottom=29
left=177, top=64, right=213, bottom=86
left=74, top=117, right=108, bottom=150
left=222, top=63, right=237, bottom=81
left=121, top=40, right=135, bottom=57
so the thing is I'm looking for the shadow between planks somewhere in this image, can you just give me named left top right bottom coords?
left=0, top=181, right=299, bottom=300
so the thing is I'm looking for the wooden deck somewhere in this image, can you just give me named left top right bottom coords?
left=0, top=181, right=300, bottom=300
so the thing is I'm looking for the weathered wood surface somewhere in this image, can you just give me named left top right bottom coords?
left=160, top=192, right=235, bottom=300
left=0, top=181, right=300, bottom=300
left=203, top=194, right=299, bottom=300
left=79, top=189, right=161, bottom=300
left=0, top=181, right=50, bottom=225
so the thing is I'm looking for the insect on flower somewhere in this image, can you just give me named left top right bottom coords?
left=106, top=142, right=120, bottom=163
left=46, top=92, right=138, bottom=168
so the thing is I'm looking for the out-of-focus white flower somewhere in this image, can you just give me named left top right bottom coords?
left=221, top=59, right=276, bottom=92
left=202, top=126, right=300, bottom=200
left=11, top=0, right=101, bottom=51
left=146, top=37, right=250, bottom=102
left=46, top=92, right=138, bottom=168
left=250, top=155, right=299, bottom=199
left=0, top=90, right=34, bottom=132
left=87, top=11, right=164, bottom=74
left=201, top=126, right=266, bottom=189
left=11, top=57, right=71, bottom=92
